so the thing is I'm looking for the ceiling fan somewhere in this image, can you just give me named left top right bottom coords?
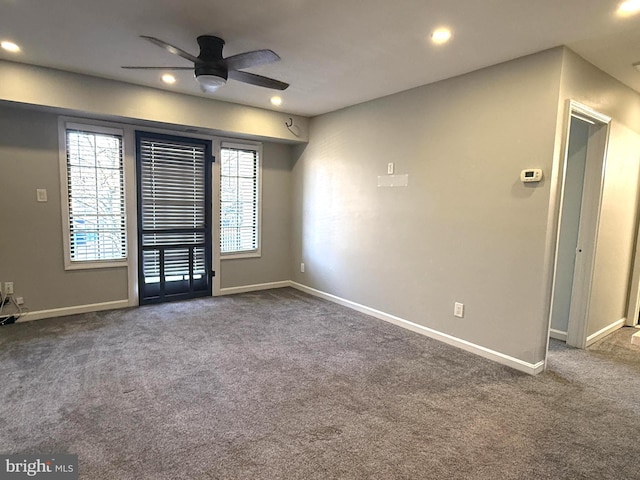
left=122, top=35, right=289, bottom=92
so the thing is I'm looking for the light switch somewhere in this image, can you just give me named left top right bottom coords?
left=387, top=162, right=395, bottom=175
left=36, top=189, right=48, bottom=202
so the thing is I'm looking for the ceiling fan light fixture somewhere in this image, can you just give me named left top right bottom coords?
left=196, top=74, right=227, bottom=92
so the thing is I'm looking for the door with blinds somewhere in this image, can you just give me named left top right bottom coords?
left=136, top=132, right=212, bottom=304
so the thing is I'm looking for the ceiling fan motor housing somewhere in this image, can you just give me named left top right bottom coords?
left=194, top=64, right=228, bottom=80
left=195, top=35, right=228, bottom=84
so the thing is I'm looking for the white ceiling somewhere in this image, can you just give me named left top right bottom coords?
left=1, top=0, right=640, bottom=117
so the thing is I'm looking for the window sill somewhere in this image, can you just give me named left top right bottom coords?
left=220, top=251, right=261, bottom=260
left=64, top=259, right=128, bottom=271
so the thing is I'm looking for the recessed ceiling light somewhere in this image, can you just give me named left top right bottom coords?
left=431, top=28, right=452, bottom=45
left=161, top=73, right=176, bottom=85
left=618, top=0, right=640, bottom=16
left=1, top=41, right=21, bottom=53
left=270, top=96, right=283, bottom=106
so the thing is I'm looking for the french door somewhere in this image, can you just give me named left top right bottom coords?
left=136, top=132, right=213, bottom=304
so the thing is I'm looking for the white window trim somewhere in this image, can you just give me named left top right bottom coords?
left=58, top=119, right=128, bottom=270
left=218, top=140, right=263, bottom=260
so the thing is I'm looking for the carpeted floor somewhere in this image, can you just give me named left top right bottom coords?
left=1, top=287, right=639, bottom=479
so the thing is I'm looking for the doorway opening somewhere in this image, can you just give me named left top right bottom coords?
left=549, top=101, right=610, bottom=349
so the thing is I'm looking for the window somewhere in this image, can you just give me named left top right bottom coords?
left=61, top=122, right=127, bottom=269
left=220, top=142, right=261, bottom=256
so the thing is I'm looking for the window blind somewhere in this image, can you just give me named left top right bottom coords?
left=220, top=144, right=259, bottom=254
left=66, top=129, right=126, bottom=262
left=139, top=138, right=207, bottom=283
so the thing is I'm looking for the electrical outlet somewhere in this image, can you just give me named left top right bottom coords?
left=16, top=297, right=24, bottom=305
left=454, top=302, right=464, bottom=318
left=300, top=262, right=305, bottom=273
left=4, top=282, right=14, bottom=295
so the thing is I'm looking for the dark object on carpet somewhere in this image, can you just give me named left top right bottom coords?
left=1, top=288, right=639, bottom=479
left=0, top=315, right=17, bottom=326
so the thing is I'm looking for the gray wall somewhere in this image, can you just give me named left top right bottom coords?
left=557, top=49, right=640, bottom=340
left=586, top=120, right=640, bottom=337
left=220, top=141, right=293, bottom=288
left=0, top=60, right=308, bottom=143
left=0, top=102, right=295, bottom=312
left=291, top=48, right=565, bottom=365
left=0, top=106, right=128, bottom=310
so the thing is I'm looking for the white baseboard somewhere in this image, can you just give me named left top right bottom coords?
left=218, top=281, right=291, bottom=296
left=18, top=300, right=130, bottom=323
left=18, top=280, right=290, bottom=322
left=290, top=282, right=545, bottom=375
left=585, top=317, right=625, bottom=346
left=549, top=328, right=568, bottom=341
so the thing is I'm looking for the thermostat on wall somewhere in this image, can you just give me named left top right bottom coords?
left=520, top=168, right=543, bottom=183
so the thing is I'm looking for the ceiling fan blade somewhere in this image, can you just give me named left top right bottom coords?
left=140, top=36, right=201, bottom=64
left=228, top=70, right=289, bottom=90
left=225, top=50, right=280, bottom=71
left=121, top=66, right=194, bottom=70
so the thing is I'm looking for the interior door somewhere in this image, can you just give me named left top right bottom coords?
left=565, top=118, right=609, bottom=348
left=549, top=116, right=589, bottom=339
left=136, top=131, right=213, bottom=304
